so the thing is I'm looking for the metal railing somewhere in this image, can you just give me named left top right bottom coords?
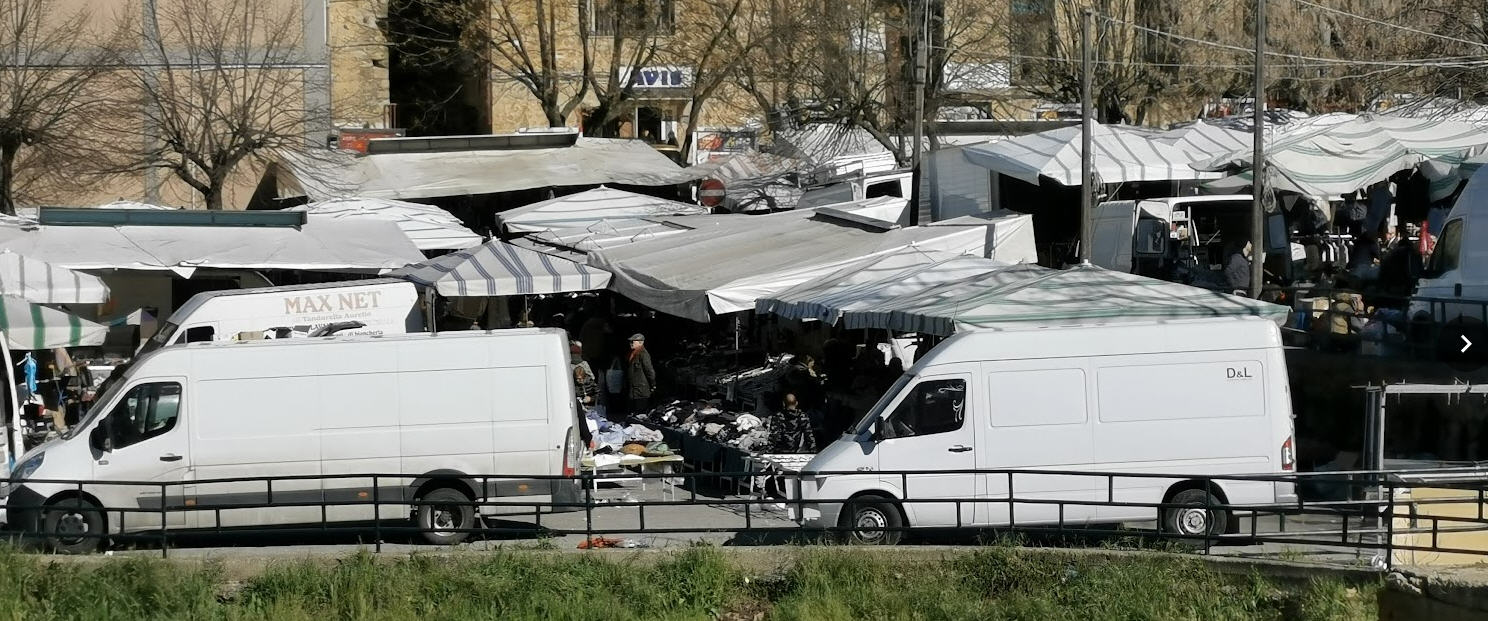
left=4, top=467, right=1488, bottom=567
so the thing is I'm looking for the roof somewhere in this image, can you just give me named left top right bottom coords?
left=275, top=138, right=719, bottom=201
left=913, top=316, right=1282, bottom=370
left=290, top=197, right=482, bottom=251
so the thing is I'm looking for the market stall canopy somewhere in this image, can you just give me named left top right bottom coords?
left=0, top=215, right=422, bottom=278
left=1196, top=114, right=1488, bottom=199
left=1152, top=122, right=1253, bottom=160
left=290, top=197, right=482, bottom=251
left=275, top=138, right=720, bottom=202
left=960, top=123, right=1223, bottom=186
left=879, top=264, right=1289, bottom=336
left=931, top=212, right=1038, bottom=265
left=0, top=295, right=107, bottom=349
left=755, top=247, right=1051, bottom=325
left=520, top=217, right=693, bottom=256
left=500, top=187, right=709, bottom=234
left=388, top=239, right=612, bottom=297
left=0, top=251, right=109, bottom=304
left=590, top=208, right=1001, bottom=321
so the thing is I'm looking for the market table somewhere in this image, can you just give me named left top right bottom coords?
left=581, top=453, right=684, bottom=500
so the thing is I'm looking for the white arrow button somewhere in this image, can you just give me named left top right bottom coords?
left=1463, top=335, right=1474, bottom=354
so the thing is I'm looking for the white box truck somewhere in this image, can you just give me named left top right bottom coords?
left=137, top=279, right=423, bottom=355
left=793, top=317, right=1297, bottom=545
left=4, top=329, right=583, bottom=553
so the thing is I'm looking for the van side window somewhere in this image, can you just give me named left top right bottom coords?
left=109, top=383, right=182, bottom=449
left=1429, top=219, right=1463, bottom=276
left=883, top=379, right=965, bottom=438
left=865, top=180, right=903, bottom=199
left=184, top=325, right=215, bottom=343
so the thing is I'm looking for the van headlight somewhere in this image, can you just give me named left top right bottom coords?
left=13, top=453, right=43, bottom=481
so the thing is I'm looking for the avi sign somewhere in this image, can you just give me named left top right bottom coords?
left=623, top=66, right=693, bottom=89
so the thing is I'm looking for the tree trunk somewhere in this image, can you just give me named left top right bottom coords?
left=543, top=103, right=567, bottom=127
left=0, top=143, right=16, bottom=216
left=204, top=178, right=226, bottom=210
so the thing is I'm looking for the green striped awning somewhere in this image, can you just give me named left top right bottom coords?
left=0, top=295, right=107, bottom=350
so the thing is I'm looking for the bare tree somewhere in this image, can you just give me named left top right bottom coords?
left=110, top=0, right=323, bottom=210
left=0, top=0, right=117, bottom=214
left=670, top=0, right=761, bottom=153
left=582, top=0, right=669, bottom=135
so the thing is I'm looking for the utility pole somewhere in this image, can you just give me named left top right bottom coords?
left=1079, top=8, right=1094, bottom=264
left=911, top=0, right=929, bottom=224
left=1250, top=0, right=1267, bottom=298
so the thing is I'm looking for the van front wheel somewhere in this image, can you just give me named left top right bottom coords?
left=1161, top=488, right=1229, bottom=543
left=43, top=497, right=104, bottom=554
left=417, top=487, right=476, bottom=545
left=840, top=495, right=903, bottom=545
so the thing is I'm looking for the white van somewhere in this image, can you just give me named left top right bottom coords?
left=1411, top=165, right=1488, bottom=332
left=794, top=317, right=1297, bottom=544
left=5, top=329, right=583, bottom=553
left=138, top=279, right=423, bottom=355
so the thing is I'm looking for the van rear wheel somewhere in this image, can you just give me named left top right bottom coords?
left=416, top=487, right=476, bottom=545
left=840, top=495, right=903, bottom=545
left=43, top=497, right=104, bottom=554
left=1161, top=488, right=1229, bottom=545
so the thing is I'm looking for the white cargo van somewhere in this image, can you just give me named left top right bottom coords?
left=138, top=279, right=423, bottom=355
left=5, top=329, right=583, bottom=553
left=794, top=317, right=1297, bottom=545
left=1411, top=164, right=1488, bottom=330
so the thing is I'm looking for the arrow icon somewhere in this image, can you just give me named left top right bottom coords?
left=1463, top=335, right=1474, bottom=354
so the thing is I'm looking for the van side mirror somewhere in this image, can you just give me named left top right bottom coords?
left=90, top=421, right=111, bottom=452
left=870, top=422, right=884, bottom=443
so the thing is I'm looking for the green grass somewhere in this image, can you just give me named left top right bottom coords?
left=0, top=546, right=1378, bottom=621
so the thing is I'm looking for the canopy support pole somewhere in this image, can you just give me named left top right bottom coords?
left=1078, top=8, right=1094, bottom=265
left=426, top=287, right=438, bottom=335
left=1251, top=0, right=1268, bottom=299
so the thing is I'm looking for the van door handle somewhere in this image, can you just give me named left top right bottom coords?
left=948, top=445, right=973, bottom=453
left=160, top=454, right=183, bottom=462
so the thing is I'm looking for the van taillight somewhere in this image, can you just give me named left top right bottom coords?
left=1281, top=435, right=1295, bottom=471
left=563, top=427, right=578, bottom=477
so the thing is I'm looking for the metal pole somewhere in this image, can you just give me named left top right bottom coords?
left=1079, top=8, right=1094, bottom=265
left=910, top=0, right=929, bottom=224
left=1251, top=0, right=1267, bottom=298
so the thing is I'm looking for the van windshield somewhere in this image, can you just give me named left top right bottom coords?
left=64, top=361, right=133, bottom=440
left=852, top=374, right=913, bottom=436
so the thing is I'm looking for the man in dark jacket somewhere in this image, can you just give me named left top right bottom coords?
left=626, top=333, right=657, bottom=415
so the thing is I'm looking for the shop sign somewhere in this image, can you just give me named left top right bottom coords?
left=623, top=65, right=693, bottom=89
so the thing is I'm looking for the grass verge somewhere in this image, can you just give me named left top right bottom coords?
left=0, top=546, right=1378, bottom=620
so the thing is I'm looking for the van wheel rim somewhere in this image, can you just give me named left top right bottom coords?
left=431, top=507, right=458, bottom=534
left=854, top=509, right=888, bottom=542
left=1179, top=508, right=1209, bottom=535
left=56, top=512, right=89, bottom=543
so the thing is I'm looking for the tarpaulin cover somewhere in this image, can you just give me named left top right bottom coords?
left=589, top=209, right=999, bottom=321
left=389, top=238, right=612, bottom=297
left=0, top=251, right=109, bottom=304
left=278, top=138, right=721, bottom=201
left=500, top=187, right=709, bottom=234
left=961, top=123, right=1223, bottom=186
left=291, top=197, right=482, bottom=251
left=0, top=217, right=423, bottom=277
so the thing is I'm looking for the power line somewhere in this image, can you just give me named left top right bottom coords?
left=1281, top=0, right=1488, bottom=51
left=1097, top=13, right=1488, bottom=68
left=937, top=47, right=1442, bottom=71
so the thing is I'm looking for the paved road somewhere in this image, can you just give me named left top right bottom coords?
left=97, top=479, right=1386, bottom=566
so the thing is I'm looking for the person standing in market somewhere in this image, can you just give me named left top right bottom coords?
left=626, top=333, right=656, bottom=415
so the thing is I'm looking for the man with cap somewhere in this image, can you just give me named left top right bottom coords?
left=626, top=333, right=657, bottom=415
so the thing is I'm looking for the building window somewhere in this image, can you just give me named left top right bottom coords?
left=592, top=0, right=675, bottom=37
left=1008, top=0, right=1053, bottom=85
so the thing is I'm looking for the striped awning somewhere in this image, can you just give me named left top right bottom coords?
left=961, top=122, right=1223, bottom=186
left=388, top=239, right=612, bottom=297
left=0, top=296, right=107, bottom=350
left=0, top=251, right=109, bottom=304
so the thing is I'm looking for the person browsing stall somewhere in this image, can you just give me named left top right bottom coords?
left=626, top=333, right=657, bottom=414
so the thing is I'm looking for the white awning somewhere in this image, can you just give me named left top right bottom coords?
left=500, top=186, right=709, bottom=234
left=291, top=197, right=483, bottom=251
left=1152, top=122, right=1253, bottom=160
left=277, top=138, right=719, bottom=201
left=0, top=251, right=110, bottom=304
left=0, top=217, right=423, bottom=277
left=961, top=123, right=1222, bottom=186
left=0, top=296, right=107, bottom=350
left=388, top=239, right=612, bottom=297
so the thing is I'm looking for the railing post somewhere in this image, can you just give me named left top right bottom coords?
left=1387, top=481, right=1397, bottom=570
left=160, top=482, right=169, bottom=559
left=1203, top=478, right=1213, bottom=555
left=1007, top=472, right=1015, bottom=529
left=584, top=471, right=594, bottom=546
left=372, top=475, right=381, bottom=554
